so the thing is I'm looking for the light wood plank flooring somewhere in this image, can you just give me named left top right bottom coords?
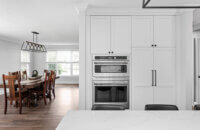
left=0, top=84, right=79, bottom=130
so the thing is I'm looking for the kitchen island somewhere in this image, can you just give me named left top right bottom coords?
left=56, top=110, right=200, bottom=130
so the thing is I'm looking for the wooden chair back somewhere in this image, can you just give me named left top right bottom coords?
left=22, top=71, right=28, bottom=80
left=2, top=74, right=21, bottom=100
left=9, top=71, right=21, bottom=81
left=50, top=71, right=56, bottom=88
left=43, top=71, right=51, bottom=93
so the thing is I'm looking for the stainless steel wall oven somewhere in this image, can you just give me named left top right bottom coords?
left=93, top=79, right=129, bottom=108
left=92, top=55, right=130, bottom=109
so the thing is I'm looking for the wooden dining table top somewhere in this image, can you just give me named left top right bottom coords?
left=20, top=78, right=45, bottom=89
left=20, top=76, right=60, bottom=89
left=0, top=76, right=60, bottom=89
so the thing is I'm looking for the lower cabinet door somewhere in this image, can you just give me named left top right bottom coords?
left=153, top=48, right=176, bottom=104
left=132, top=48, right=154, bottom=110
left=154, top=87, right=175, bottom=104
left=132, top=87, right=154, bottom=110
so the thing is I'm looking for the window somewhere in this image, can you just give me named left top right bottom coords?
left=46, top=51, right=79, bottom=76
left=21, top=51, right=30, bottom=75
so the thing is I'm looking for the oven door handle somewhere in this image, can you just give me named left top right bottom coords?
left=93, top=62, right=128, bottom=65
left=94, top=83, right=128, bottom=86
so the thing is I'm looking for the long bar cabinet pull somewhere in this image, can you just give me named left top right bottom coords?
left=152, top=70, right=154, bottom=86
left=155, top=70, right=157, bottom=86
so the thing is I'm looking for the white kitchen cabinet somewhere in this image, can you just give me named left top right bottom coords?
left=111, top=16, right=131, bottom=54
left=132, top=48, right=154, bottom=110
left=132, top=48, right=176, bottom=110
left=91, top=16, right=111, bottom=54
left=132, top=16, right=175, bottom=48
left=132, top=16, right=154, bottom=48
left=90, top=16, right=131, bottom=54
left=154, top=16, right=175, bottom=48
left=154, top=48, right=176, bottom=104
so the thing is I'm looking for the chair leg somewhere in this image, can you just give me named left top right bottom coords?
left=49, top=91, right=52, bottom=101
left=4, top=98, right=7, bottom=114
left=19, top=98, right=22, bottom=114
left=53, top=88, right=55, bottom=99
left=10, top=100, right=13, bottom=105
left=43, top=93, right=47, bottom=105
left=16, top=101, right=18, bottom=108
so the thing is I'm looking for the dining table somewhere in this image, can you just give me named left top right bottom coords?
left=19, top=76, right=59, bottom=106
left=56, top=110, right=200, bottom=130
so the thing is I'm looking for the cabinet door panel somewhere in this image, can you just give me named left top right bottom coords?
left=111, top=16, right=131, bottom=54
left=154, top=48, right=176, bottom=104
left=132, top=16, right=153, bottom=47
left=154, top=16, right=175, bottom=47
left=91, top=16, right=110, bottom=54
left=132, top=48, right=154, bottom=110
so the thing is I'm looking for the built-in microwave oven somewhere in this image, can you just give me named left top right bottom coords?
left=93, top=56, right=129, bottom=77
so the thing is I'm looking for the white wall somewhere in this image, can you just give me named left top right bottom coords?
left=32, top=44, right=79, bottom=84
left=0, top=40, right=21, bottom=84
left=176, top=11, right=194, bottom=110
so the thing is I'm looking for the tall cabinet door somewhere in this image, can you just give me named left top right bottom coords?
left=132, top=16, right=153, bottom=48
left=111, top=16, right=132, bottom=54
left=154, top=16, right=175, bottom=48
left=91, top=16, right=111, bottom=54
left=154, top=48, right=176, bottom=104
left=132, top=48, right=154, bottom=110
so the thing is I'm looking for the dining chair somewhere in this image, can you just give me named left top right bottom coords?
left=50, top=71, right=56, bottom=99
left=9, top=71, right=21, bottom=81
left=31, top=71, right=52, bottom=105
left=8, top=71, right=21, bottom=105
left=145, top=104, right=179, bottom=110
left=194, top=104, right=200, bottom=110
left=21, top=70, right=28, bottom=80
left=2, top=74, right=29, bottom=114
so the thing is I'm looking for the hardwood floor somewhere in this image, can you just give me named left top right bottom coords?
left=0, top=84, right=79, bottom=130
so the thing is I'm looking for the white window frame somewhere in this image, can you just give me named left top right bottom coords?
left=20, top=51, right=31, bottom=76
left=46, top=50, right=79, bottom=77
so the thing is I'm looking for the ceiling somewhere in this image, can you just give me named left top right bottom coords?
left=0, top=0, right=199, bottom=45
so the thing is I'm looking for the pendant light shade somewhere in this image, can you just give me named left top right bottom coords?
left=143, top=0, right=200, bottom=9
left=21, top=32, right=47, bottom=53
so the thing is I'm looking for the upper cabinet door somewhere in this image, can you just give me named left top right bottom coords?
left=91, top=16, right=111, bottom=54
left=111, top=16, right=132, bottom=54
left=154, top=16, right=175, bottom=48
left=132, top=16, right=153, bottom=48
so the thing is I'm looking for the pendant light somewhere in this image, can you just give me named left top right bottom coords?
left=142, top=0, right=200, bottom=9
left=21, top=31, right=47, bottom=53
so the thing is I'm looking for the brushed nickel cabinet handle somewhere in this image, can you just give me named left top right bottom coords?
left=155, top=70, right=157, bottom=86
left=152, top=70, right=154, bottom=86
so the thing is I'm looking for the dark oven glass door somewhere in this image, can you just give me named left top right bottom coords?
left=94, top=84, right=128, bottom=103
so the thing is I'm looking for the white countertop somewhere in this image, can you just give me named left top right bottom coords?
left=56, top=110, right=200, bottom=130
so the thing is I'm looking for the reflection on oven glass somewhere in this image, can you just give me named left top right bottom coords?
left=95, top=86, right=127, bottom=102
